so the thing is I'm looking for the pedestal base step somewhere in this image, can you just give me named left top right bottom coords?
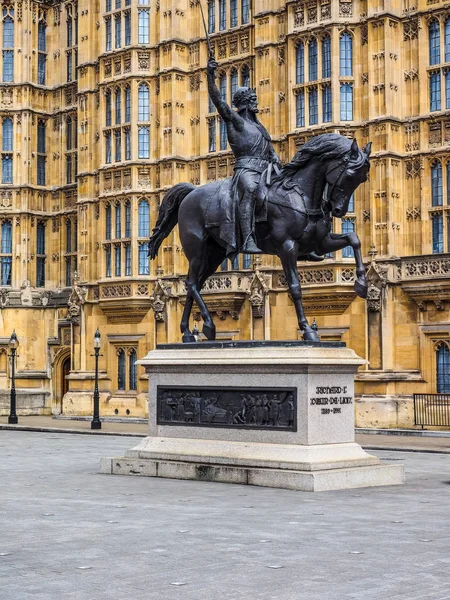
left=100, top=456, right=404, bottom=492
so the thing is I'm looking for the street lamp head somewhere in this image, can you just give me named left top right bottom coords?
left=9, top=330, right=19, bottom=350
left=93, top=328, right=101, bottom=349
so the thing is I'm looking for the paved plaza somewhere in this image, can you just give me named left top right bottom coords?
left=1, top=432, right=450, bottom=600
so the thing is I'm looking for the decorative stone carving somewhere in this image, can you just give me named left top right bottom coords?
left=149, top=279, right=174, bottom=322
left=247, top=270, right=270, bottom=318
left=367, top=284, right=382, bottom=312
left=68, top=272, right=88, bottom=324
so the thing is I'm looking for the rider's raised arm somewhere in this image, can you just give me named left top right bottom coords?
left=207, top=58, right=241, bottom=128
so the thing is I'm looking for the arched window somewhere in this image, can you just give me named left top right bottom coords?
left=38, top=21, right=46, bottom=51
left=342, top=218, right=355, bottom=258
left=445, top=18, right=450, bottom=62
left=432, top=162, right=443, bottom=206
left=2, top=118, right=13, bottom=152
left=430, top=71, right=441, bottom=111
left=115, top=203, right=121, bottom=238
left=138, top=83, right=149, bottom=121
left=118, top=349, right=126, bottom=390
left=1, top=220, right=12, bottom=285
left=114, top=13, right=121, bottom=48
left=115, top=89, right=121, bottom=124
left=2, top=14, right=14, bottom=82
left=340, top=83, right=353, bottom=121
left=105, top=90, right=112, bottom=126
left=230, top=69, right=238, bottom=101
left=138, top=9, right=150, bottom=44
left=308, top=38, right=318, bottom=81
left=322, top=36, right=331, bottom=78
left=67, top=13, right=73, bottom=46
left=219, top=0, right=226, bottom=30
left=138, top=200, right=150, bottom=237
left=429, top=20, right=441, bottom=66
left=124, top=11, right=131, bottom=45
left=241, top=65, right=250, bottom=87
left=125, top=86, right=131, bottom=122
left=243, top=254, right=251, bottom=269
left=322, top=85, right=332, bottom=122
left=230, top=0, right=237, bottom=27
left=340, top=32, right=352, bottom=76
left=242, top=0, right=249, bottom=24
left=129, top=348, right=137, bottom=390
left=436, top=343, right=450, bottom=392
left=125, top=201, right=131, bottom=237
left=219, top=73, right=227, bottom=101
left=208, top=0, right=215, bottom=33
left=105, top=204, right=112, bottom=239
left=296, top=42, right=304, bottom=84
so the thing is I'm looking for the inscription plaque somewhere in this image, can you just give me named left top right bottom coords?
left=157, top=386, right=297, bottom=431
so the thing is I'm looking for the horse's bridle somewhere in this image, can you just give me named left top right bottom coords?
left=323, top=151, right=351, bottom=208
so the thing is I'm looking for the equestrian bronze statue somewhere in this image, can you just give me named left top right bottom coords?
left=148, top=86, right=371, bottom=343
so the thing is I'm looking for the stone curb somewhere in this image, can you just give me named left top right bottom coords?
left=356, top=428, right=450, bottom=438
left=0, top=425, right=146, bottom=438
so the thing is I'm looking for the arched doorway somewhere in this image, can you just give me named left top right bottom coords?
left=62, top=357, right=70, bottom=402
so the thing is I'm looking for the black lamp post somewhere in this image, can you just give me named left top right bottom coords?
left=91, top=328, right=102, bottom=430
left=8, top=330, right=19, bottom=425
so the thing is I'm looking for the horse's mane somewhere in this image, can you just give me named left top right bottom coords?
left=275, top=134, right=368, bottom=183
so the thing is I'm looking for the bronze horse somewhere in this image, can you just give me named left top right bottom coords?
left=149, top=134, right=371, bottom=343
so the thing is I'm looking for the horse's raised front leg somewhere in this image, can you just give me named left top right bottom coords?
left=277, top=239, right=320, bottom=342
left=185, top=255, right=217, bottom=341
left=318, top=232, right=368, bottom=298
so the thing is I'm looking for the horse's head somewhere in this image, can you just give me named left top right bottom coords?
left=325, top=139, right=371, bottom=218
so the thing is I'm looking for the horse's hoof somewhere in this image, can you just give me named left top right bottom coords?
left=354, top=280, right=368, bottom=299
left=302, top=330, right=320, bottom=343
left=202, top=323, right=216, bottom=341
left=182, top=332, right=196, bottom=343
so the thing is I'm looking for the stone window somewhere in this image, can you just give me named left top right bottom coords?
left=36, top=221, right=46, bottom=288
left=124, top=12, right=131, bottom=46
left=322, top=85, right=332, bottom=123
left=65, top=218, right=78, bottom=286
left=308, top=38, right=318, bottom=82
left=138, top=84, right=149, bottom=121
left=230, top=0, right=238, bottom=28
left=208, top=117, right=216, bottom=152
left=0, top=220, right=12, bottom=286
left=116, top=347, right=138, bottom=391
left=340, top=83, right=353, bottom=121
left=1, top=117, right=13, bottom=184
left=322, top=36, right=331, bottom=79
left=339, top=32, right=352, bottom=77
left=105, top=16, right=112, bottom=51
left=219, top=0, right=226, bottom=31
left=138, top=243, right=149, bottom=275
left=125, top=86, right=131, bottom=122
left=38, top=20, right=46, bottom=85
left=430, top=72, right=441, bottom=112
left=2, top=9, right=14, bottom=83
left=296, top=42, right=304, bottom=84
left=138, top=10, right=149, bottom=44
left=138, top=126, right=149, bottom=159
left=308, top=87, right=318, bottom=125
left=296, top=91, right=305, bottom=128
left=37, top=120, right=47, bottom=186
left=342, top=218, right=355, bottom=258
left=230, top=69, right=238, bottom=100
left=432, top=213, right=444, bottom=254
left=436, top=343, right=450, bottom=393
left=431, top=162, right=443, bottom=206
left=242, top=0, right=249, bottom=25
left=208, top=0, right=215, bottom=33
left=138, top=199, right=150, bottom=237
left=105, top=203, right=112, bottom=239
left=241, top=65, right=250, bottom=87
left=429, top=19, right=440, bottom=66
left=114, top=13, right=121, bottom=48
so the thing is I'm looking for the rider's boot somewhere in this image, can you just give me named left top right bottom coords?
left=298, top=252, right=325, bottom=262
left=240, top=193, right=261, bottom=253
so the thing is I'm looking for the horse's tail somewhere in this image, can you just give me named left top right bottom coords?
left=148, top=183, right=195, bottom=259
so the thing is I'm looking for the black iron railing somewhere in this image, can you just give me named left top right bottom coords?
left=414, top=394, right=450, bottom=428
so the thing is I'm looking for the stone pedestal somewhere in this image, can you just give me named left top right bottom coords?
left=101, top=341, right=404, bottom=492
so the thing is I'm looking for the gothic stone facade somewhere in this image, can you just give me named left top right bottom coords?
left=0, top=0, right=447, bottom=427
